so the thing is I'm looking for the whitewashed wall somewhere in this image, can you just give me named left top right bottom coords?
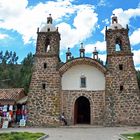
left=61, top=64, right=105, bottom=90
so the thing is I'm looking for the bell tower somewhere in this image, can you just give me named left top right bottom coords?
left=104, top=15, right=140, bottom=126
left=28, top=14, right=61, bottom=126
left=36, top=14, right=60, bottom=57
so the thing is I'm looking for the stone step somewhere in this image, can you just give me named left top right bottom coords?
left=60, top=124, right=103, bottom=128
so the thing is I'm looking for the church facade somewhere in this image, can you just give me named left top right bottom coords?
left=27, top=15, right=140, bottom=126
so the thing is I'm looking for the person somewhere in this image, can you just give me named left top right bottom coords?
left=60, top=112, right=67, bottom=125
left=16, top=109, right=21, bottom=123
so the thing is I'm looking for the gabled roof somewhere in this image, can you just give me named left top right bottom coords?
left=0, top=88, right=25, bottom=101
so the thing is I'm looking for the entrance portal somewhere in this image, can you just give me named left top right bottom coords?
left=74, top=96, right=90, bottom=124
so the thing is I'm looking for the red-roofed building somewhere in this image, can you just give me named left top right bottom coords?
left=0, top=88, right=25, bottom=105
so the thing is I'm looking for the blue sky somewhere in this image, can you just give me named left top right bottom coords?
left=0, top=0, right=140, bottom=69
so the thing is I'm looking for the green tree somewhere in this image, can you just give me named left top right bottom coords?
left=0, top=51, right=18, bottom=65
left=9, top=51, right=18, bottom=64
left=0, top=51, right=3, bottom=63
left=19, top=53, right=34, bottom=93
left=0, top=51, right=20, bottom=88
left=137, top=70, right=140, bottom=89
left=0, top=51, right=33, bottom=94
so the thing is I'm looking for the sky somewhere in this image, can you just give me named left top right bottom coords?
left=0, top=0, right=140, bottom=69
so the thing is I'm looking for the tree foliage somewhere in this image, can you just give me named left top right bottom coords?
left=0, top=51, right=20, bottom=88
left=136, top=70, right=140, bottom=89
left=0, top=51, right=18, bottom=65
left=0, top=51, right=33, bottom=94
left=19, top=53, right=34, bottom=93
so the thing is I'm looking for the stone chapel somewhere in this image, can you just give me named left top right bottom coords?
left=27, top=14, right=140, bottom=126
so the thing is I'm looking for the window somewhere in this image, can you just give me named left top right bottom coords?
left=42, top=83, right=46, bottom=89
left=120, top=85, right=123, bottom=91
left=115, top=39, right=122, bottom=51
left=47, top=28, right=50, bottom=32
left=114, top=19, right=117, bottom=24
left=80, top=77, right=86, bottom=88
left=115, top=44, right=121, bottom=51
left=47, top=45, right=50, bottom=52
left=119, top=64, right=123, bottom=70
left=45, top=38, right=50, bottom=52
left=44, top=63, right=47, bottom=69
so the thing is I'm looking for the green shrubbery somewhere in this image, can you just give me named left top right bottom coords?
left=122, top=132, right=140, bottom=140
left=0, top=132, right=45, bottom=140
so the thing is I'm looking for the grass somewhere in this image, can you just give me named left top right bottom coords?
left=0, top=132, right=45, bottom=140
left=122, top=132, right=140, bottom=140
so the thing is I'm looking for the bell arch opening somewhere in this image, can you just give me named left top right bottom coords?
left=45, top=38, right=50, bottom=52
left=115, top=38, right=122, bottom=51
left=74, top=96, right=90, bottom=124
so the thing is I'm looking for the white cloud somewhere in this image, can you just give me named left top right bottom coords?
left=102, top=18, right=109, bottom=25
left=101, top=27, right=106, bottom=40
left=84, top=41, right=106, bottom=63
left=85, top=41, right=106, bottom=53
left=0, top=0, right=73, bottom=44
left=58, top=5, right=98, bottom=49
left=0, top=0, right=28, bottom=19
left=58, top=22, right=75, bottom=49
left=0, top=0, right=97, bottom=46
left=0, top=33, right=9, bottom=39
left=112, top=8, right=140, bottom=27
left=130, top=28, right=140, bottom=46
left=98, top=53, right=106, bottom=63
left=133, top=49, right=140, bottom=67
left=97, top=0, right=106, bottom=7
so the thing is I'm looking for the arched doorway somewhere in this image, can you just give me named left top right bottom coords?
left=74, top=96, right=90, bottom=124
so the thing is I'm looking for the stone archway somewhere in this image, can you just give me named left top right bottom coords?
left=74, top=96, right=90, bottom=124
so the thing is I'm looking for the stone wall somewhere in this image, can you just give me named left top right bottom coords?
left=61, top=90, right=105, bottom=125
left=36, top=31, right=60, bottom=56
left=27, top=28, right=61, bottom=127
left=105, top=27, right=140, bottom=126
left=105, top=55, right=140, bottom=126
left=27, top=56, right=61, bottom=126
left=106, top=29, right=131, bottom=55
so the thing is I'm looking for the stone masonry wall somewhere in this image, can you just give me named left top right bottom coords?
left=105, top=28, right=140, bottom=126
left=61, top=90, right=105, bottom=125
left=27, top=56, right=61, bottom=126
left=105, top=55, right=140, bottom=126
left=27, top=27, right=61, bottom=127
left=36, top=32, right=60, bottom=56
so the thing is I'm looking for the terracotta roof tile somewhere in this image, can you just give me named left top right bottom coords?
left=0, top=88, right=25, bottom=101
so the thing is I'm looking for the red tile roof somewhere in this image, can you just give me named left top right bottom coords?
left=0, top=88, right=25, bottom=101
